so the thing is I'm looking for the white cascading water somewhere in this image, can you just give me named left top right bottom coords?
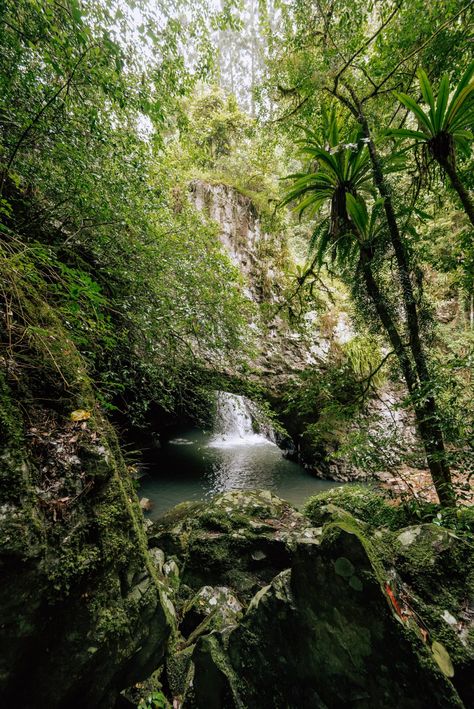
left=208, top=392, right=276, bottom=448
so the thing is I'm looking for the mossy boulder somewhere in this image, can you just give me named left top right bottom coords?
left=153, top=489, right=472, bottom=708
left=0, top=289, right=173, bottom=707
left=189, top=524, right=465, bottom=708
left=386, top=523, right=474, bottom=705
left=149, top=489, right=320, bottom=601
left=304, top=484, right=412, bottom=530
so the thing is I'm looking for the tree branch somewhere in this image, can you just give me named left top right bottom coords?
left=333, top=0, right=404, bottom=92
left=0, top=46, right=94, bottom=195
left=366, top=0, right=474, bottom=99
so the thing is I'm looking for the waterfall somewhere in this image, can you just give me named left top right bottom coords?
left=209, top=392, right=276, bottom=448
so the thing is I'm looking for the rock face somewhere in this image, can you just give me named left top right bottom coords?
left=190, top=180, right=285, bottom=304
left=0, top=292, right=173, bottom=707
left=189, top=179, right=317, bottom=387
left=190, top=179, right=419, bottom=482
left=149, top=490, right=473, bottom=709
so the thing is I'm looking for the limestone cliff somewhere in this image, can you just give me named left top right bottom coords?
left=189, top=179, right=325, bottom=386
left=190, top=180, right=286, bottom=303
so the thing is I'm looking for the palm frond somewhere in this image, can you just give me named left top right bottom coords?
left=434, top=74, right=450, bottom=133
left=395, top=92, right=433, bottom=133
left=308, top=218, right=330, bottom=260
left=385, top=127, right=428, bottom=141
left=295, top=193, right=331, bottom=220
left=346, top=194, right=368, bottom=239
left=445, top=84, right=474, bottom=129
left=417, top=69, right=436, bottom=123
left=445, top=60, right=474, bottom=123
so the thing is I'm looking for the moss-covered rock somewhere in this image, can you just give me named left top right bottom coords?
left=304, top=484, right=414, bottom=529
left=0, top=286, right=172, bottom=707
left=148, top=489, right=320, bottom=601
left=151, top=489, right=472, bottom=708
left=385, top=523, right=474, bottom=705
left=190, top=524, right=465, bottom=708
left=181, top=585, right=243, bottom=639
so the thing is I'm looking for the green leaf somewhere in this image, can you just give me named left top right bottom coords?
left=445, top=60, right=474, bottom=124
left=434, top=74, right=450, bottom=133
left=70, top=0, right=82, bottom=24
left=395, top=92, right=433, bottom=134
left=417, top=69, right=436, bottom=122
left=334, top=556, right=355, bottom=578
left=346, top=194, right=368, bottom=238
left=295, top=193, right=329, bottom=219
left=431, top=641, right=454, bottom=678
left=385, top=128, right=428, bottom=142
left=445, top=83, right=474, bottom=129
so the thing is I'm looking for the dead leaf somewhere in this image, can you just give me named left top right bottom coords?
left=70, top=409, right=91, bottom=422
left=432, top=641, right=454, bottom=677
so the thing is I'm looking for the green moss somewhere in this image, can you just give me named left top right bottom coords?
left=304, top=484, right=414, bottom=530
left=0, top=369, right=24, bottom=450
left=192, top=633, right=245, bottom=709
left=199, top=508, right=253, bottom=533
left=154, top=501, right=205, bottom=530
left=0, top=258, right=173, bottom=703
left=165, top=645, right=195, bottom=699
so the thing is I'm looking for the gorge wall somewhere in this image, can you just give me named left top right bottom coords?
left=189, top=179, right=415, bottom=481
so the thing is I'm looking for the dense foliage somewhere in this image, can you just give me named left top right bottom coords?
left=1, top=0, right=472, bottom=502
left=0, top=0, right=253, bottom=427
left=259, top=0, right=474, bottom=503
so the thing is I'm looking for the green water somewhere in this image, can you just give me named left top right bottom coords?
left=138, top=428, right=341, bottom=520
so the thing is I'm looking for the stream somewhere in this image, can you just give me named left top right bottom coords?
left=139, top=392, right=341, bottom=519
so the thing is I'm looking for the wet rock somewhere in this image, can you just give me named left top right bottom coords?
left=388, top=523, right=474, bottom=705
left=181, top=585, right=243, bottom=639
left=163, top=559, right=180, bottom=582
left=0, top=355, right=172, bottom=707
left=148, top=490, right=472, bottom=709
left=149, top=489, right=319, bottom=601
left=190, top=525, right=465, bottom=708
left=140, top=496, right=153, bottom=511
left=149, top=547, right=165, bottom=573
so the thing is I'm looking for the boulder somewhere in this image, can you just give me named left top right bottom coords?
left=149, top=489, right=320, bottom=601
left=189, top=524, right=465, bottom=708
left=144, top=490, right=473, bottom=709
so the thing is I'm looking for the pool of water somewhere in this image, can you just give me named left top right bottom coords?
left=138, top=428, right=341, bottom=520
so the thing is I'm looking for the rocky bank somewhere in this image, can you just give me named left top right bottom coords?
left=0, top=280, right=174, bottom=707
left=143, top=488, right=474, bottom=708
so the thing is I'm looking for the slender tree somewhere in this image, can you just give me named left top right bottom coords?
left=284, top=109, right=455, bottom=505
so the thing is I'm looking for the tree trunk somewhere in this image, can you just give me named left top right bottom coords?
left=356, top=113, right=455, bottom=506
left=439, top=156, right=474, bottom=229
left=360, top=249, right=416, bottom=392
left=359, top=250, right=455, bottom=506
